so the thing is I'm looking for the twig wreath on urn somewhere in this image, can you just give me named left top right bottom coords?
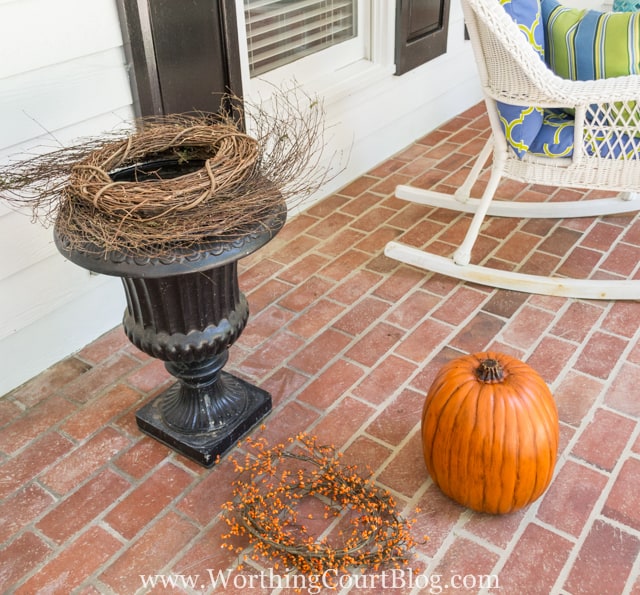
left=0, top=88, right=342, bottom=467
left=0, top=88, right=335, bottom=257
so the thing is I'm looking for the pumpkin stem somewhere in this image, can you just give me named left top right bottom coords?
left=476, top=358, right=504, bottom=383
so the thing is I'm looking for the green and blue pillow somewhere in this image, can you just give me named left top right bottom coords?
left=542, top=0, right=640, bottom=81
left=497, top=0, right=546, bottom=158
left=542, top=0, right=640, bottom=142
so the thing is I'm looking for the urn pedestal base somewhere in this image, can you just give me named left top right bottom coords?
left=136, top=371, right=271, bottom=467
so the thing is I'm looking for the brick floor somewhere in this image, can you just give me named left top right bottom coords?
left=1, top=103, right=640, bottom=593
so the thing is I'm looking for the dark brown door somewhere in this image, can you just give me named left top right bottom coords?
left=395, top=0, right=451, bottom=75
left=117, top=0, right=242, bottom=116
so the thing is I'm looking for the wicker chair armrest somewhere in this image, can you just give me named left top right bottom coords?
left=489, top=71, right=640, bottom=109
left=557, top=74, right=640, bottom=106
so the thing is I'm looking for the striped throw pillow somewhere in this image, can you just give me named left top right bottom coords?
left=542, top=0, right=640, bottom=81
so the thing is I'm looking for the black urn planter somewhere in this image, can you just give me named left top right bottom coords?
left=54, top=161, right=286, bottom=467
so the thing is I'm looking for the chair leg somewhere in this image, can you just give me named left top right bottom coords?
left=395, top=139, right=640, bottom=219
left=453, top=137, right=494, bottom=203
left=453, top=155, right=504, bottom=265
left=621, top=192, right=640, bottom=201
left=383, top=148, right=640, bottom=299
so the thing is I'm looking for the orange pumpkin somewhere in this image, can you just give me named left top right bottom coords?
left=421, top=352, right=559, bottom=514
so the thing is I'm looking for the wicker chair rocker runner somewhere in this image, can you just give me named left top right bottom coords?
left=384, top=0, right=640, bottom=299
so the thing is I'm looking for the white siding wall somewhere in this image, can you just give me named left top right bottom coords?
left=0, top=0, right=481, bottom=396
left=0, top=0, right=134, bottom=395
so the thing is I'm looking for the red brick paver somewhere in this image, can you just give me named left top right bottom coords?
left=2, top=103, right=640, bottom=593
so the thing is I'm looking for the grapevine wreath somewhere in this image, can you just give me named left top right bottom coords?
left=0, top=89, right=337, bottom=257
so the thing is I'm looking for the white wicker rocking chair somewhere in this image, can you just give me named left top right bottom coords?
left=384, top=0, right=640, bottom=299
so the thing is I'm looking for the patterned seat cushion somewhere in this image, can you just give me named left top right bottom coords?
left=527, top=110, right=574, bottom=157
left=527, top=109, right=640, bottom=158
left=496, top=0, right=546, bottom=158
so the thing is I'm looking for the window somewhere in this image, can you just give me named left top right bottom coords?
left=244, top=0, right=359, bottom=77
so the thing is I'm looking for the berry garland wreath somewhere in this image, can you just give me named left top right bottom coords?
left=221, top=433, right=420, bottom=577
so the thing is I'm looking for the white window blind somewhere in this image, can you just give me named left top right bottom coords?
left=244, top=0, right=358, bottom=77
